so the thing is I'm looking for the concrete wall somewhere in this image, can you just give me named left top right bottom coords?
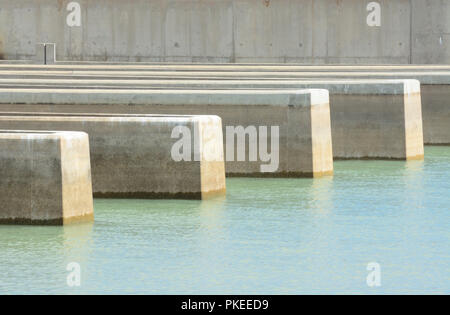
left=0, top=114, right=226, bottom=199
left=0, top=130, right=94, bottom=225
left=0, top=89, right=334, bottom=177
left=0, top=0, right=447, bottom=63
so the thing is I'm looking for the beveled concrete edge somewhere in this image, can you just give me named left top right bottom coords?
left=0, top=129, right=89, bottom=138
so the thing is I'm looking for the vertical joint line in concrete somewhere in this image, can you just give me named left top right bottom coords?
left=409, top=0, right=413, bottom=64
left=231, top=1, right=236, bottom=63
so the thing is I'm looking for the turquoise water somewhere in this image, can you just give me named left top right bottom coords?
left=0, top=147, right=449, bottom=294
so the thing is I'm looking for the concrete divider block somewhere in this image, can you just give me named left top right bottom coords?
left=314, top=80, right=424, bottom=160
left=0, top=114, right=227, bottom=199
left=0, top=131, right=94, bottom=225
left=0, top=89, right=334, bottom=177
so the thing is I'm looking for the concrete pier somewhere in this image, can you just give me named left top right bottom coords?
left=0, top=89, right=334, bottom=177
left=0, top=113, right=226, bottom=199
left=0, top=78, right=424, bottom=160
left=0, top=131, right=94, bottom=225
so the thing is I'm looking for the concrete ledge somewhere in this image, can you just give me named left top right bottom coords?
left=0, top=114, right=226, bottom=199
left=0, top=89, right=334, bottom=177
left=1, top=68, right=450, bottom=85
left=0, top=68, right=444, bottom=84
left=0, top=78, right=421, bottom=94
left=1, top=64, right=450, bottom=71
left=4, top=64, right=450, bottom=72
left=0, top=130, right=94, bottom=225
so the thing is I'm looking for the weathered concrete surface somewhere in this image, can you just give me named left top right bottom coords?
left=0, top=78, right=424, bottom=160
left=0, top=114, right=226, bottom=199
left=237, top=71, right=449, bottom=145
left=54, top=69, right=436, bottom=145
left=6, top=64, right=450, bottom=72
left=3, top=69, right=450, bottom=84
left=34, top=44, right=46, bottom=65
left=1, top=63, right=443, bottom=145
left=0, top=130, right=94, bottom=225
left=0, top=0, right=447, bottom=64
left=1, top=67, right=442, bottom=145
left=0, top=89, right=334, bottom=177
left=0, top=77, right=431, bottom=89
left=420, top=85, right=450, bottom=145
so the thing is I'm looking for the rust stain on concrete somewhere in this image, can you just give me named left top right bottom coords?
left=57, top=0, right=64, bottom=11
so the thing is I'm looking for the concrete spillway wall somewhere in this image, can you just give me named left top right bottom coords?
left=0, top=0, right=448, bottom=64
left=0, top=130, right=94, bottom=225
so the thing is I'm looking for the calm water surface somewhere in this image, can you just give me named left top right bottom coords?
left=0, top=147, right=449, bottom=294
